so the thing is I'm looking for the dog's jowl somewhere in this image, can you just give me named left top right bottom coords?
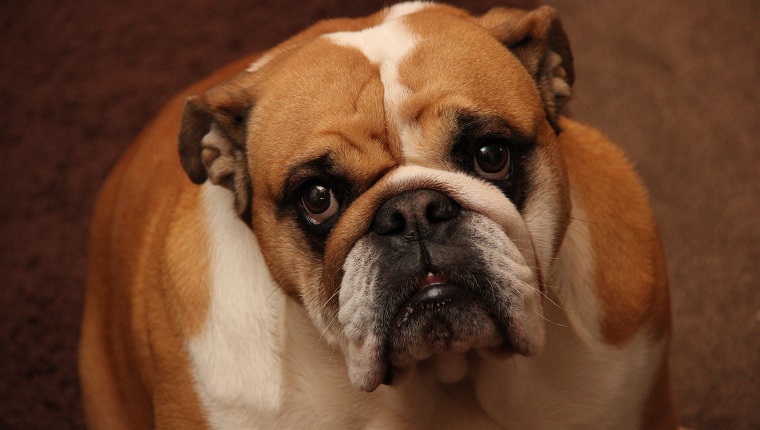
left=80, top=2, right=680, bottom=429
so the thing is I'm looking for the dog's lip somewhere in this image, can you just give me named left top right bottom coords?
left=390, top=272, right=474, bottom=331
left=386, top=272, right=479, bottom=353
left=419, top=272, right=447, bottom=288
left=410, top=272, right=467, bottom=304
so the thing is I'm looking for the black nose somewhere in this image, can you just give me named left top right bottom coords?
left=372, top=189, right=460, bottom=238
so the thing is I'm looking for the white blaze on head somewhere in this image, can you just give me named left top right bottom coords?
left=324, top=2, right=431, bottom=160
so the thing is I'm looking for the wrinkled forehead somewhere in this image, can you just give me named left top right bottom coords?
left=325, top=4, right=543, bottom=134
left=249, top=3, right=543, bottom=189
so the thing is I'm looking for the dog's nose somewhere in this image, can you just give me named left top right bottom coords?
left=372, top=189, right=460, bottom=238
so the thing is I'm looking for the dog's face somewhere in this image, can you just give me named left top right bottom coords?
left=180, top=3, right=574, bottom=392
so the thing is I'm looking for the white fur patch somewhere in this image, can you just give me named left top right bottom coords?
left=246, top=52, right=275, bottom=73
left=549, top=192, right=603, bottom=344
left=187, top=183, right=286, bottom=428
left=325, top=3, right=424, bottom=161
left=473, top=328, right=665, bottom=429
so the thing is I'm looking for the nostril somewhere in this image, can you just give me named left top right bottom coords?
left=426, top=198, right=460, bottom=223
left=373, top=208, right=406, bottom=236
left=387, top=212, right=406, bottom=235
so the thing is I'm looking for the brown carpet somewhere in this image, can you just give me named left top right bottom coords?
left=1, top=0, right=757, bottom=428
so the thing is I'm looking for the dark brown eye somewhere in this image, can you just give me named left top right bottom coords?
left=473, top=142, right=511, bottom=180
left=302, top=184, right=339, bottom=224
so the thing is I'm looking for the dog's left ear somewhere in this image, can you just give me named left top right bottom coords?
left=479, top=6, right=574, bottom=124
left=178, top=77, right=254, bottom=219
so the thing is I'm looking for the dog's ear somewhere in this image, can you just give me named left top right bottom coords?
left=179, top=79, right=253, bottom=218
left=479, top=6, right=574, bottom=125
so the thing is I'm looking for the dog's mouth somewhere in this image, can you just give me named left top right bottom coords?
left=391, top=273, right=470, bottom=328
left=378, top=272, right=522, bottom=386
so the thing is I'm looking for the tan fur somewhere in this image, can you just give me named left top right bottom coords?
left=401, top=10, right=545, bottom=138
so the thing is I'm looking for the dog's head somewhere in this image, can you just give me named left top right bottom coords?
left=179, top=2, right=573, bottom=392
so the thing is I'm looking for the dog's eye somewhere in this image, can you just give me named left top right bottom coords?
left=473, top=142, right=511, bottom=180
left=302, top=183, right=339, bottom=224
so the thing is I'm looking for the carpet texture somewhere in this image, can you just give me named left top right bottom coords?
left=1, top=0, right=757, bottom=428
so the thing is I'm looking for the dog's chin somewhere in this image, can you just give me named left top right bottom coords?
left=344, top=275, right=541, bottom=392
left=386, top=284, right=505, bottom=364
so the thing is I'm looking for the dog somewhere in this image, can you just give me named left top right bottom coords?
left=79, top=2, right=680, bottom=429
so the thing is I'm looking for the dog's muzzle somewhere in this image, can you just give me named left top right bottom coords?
left=338, top=186, right=542, bottom=391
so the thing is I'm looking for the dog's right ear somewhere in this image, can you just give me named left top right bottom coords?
left=178, top=79, right=253, bottom=218
left=478, top=6, right=574, bottom=129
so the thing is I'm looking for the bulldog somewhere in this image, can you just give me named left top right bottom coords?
left=79, top=2, right=680, bottom=429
